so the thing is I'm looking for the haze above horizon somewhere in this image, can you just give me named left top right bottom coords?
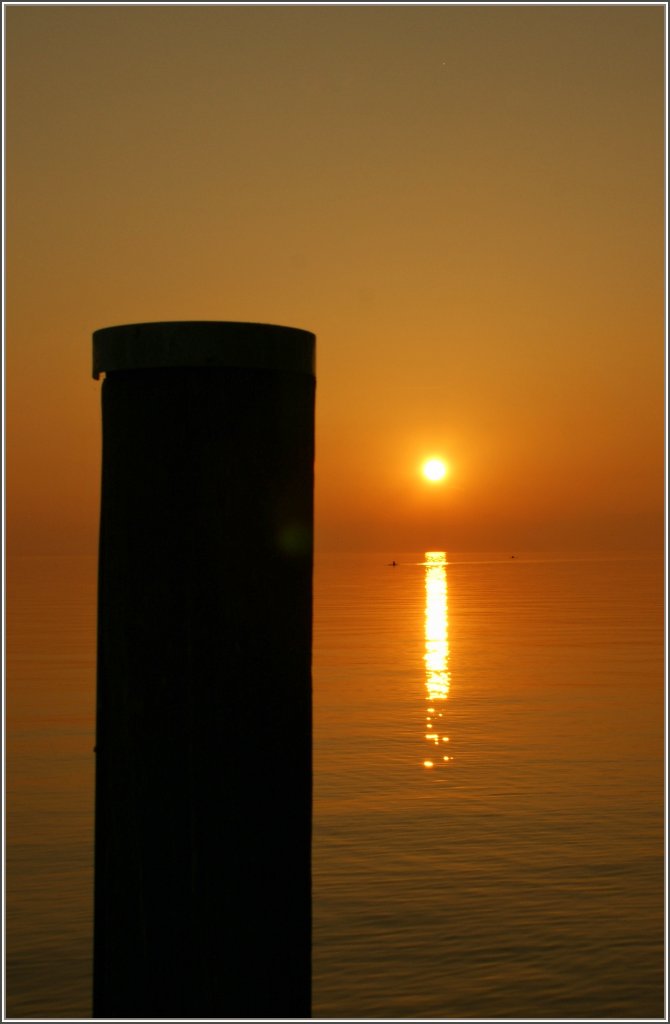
left=5, top=5, right=665, bottom=556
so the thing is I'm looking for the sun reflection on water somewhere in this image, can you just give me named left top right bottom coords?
left=423, top=551, right=450, bottom=769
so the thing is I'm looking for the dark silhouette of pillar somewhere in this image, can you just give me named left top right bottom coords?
left=92, top=321, right=315, bottom=1019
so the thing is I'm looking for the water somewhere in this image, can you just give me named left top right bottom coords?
left=5, top=551, right=665, bottom=1019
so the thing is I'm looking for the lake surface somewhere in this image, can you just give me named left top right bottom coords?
left=5, top=551, right=665, bottom=1019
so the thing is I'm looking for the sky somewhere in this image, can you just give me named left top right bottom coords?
left=5, top=3, right=666, bottom=555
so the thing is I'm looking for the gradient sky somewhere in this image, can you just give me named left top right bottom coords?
left=5, top=4, right=666, bottom=555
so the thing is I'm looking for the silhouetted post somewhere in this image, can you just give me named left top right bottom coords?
left=92, top=321, right=315, bottom=1019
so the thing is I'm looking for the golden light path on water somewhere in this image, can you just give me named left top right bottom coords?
left=423, top=551, right=451, bottom=769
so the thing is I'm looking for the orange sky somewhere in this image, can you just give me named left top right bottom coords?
left=5, top=5, right=666, bottom=555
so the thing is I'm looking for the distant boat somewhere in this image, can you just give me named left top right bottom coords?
left=388, top=560, right=398, bottom=567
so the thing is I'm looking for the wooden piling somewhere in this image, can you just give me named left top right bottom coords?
left=92, top=321, right=315, bottom=1018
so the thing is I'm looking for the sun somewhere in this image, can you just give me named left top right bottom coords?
left=421, top=457, right=448, bottom=483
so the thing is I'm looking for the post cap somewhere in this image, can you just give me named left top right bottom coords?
left=92, top=321, right=316, bottom=379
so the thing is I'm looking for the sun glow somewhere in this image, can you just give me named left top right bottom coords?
left=422, top=457, right=448, bottom=482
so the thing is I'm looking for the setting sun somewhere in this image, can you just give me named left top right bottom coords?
left=421, top=458, right=448, bottom=483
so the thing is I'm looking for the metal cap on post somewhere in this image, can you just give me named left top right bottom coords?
left=92, top=319, right=316, bottom=378
left=92, top=321, right=315, bottom=1019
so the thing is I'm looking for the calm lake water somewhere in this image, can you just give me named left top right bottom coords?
left=5, top=551, right=666, bottom=1019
